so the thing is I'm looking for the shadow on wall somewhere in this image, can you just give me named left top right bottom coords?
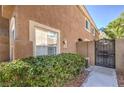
left=0, top=13, right=9, bottom=62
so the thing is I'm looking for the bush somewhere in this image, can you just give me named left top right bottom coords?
left=0, top=53, right=85, bottom=87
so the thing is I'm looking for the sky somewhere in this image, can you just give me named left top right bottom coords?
left=86, top=5, right=124, bottom=29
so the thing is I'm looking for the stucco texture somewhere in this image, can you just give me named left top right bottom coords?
left=76, top=41, right=95, bottom=66
left=0, top=16, right=9, bottom=61
left=12, top=6, right=97, bottom=58
left=115, top=39, right=124, bottom=71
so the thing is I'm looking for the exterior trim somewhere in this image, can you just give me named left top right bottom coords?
left=9, top=16, right=16, bottom=60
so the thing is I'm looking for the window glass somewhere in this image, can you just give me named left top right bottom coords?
left=48, top=46, right=57, bottom=55
left=35, top=27, right=58, bottom=56
left=35, top=28, right=47, bottom=46
left=86, top=20, right=90, bottom=29
left=47, top=31, right=57, bottom=45
left=36, top=46, right=47, bottom=56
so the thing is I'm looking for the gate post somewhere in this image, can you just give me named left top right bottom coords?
left=115, top=39, right=124, bottom=71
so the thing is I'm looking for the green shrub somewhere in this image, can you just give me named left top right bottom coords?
left=0, top=53, right=85, bottom=87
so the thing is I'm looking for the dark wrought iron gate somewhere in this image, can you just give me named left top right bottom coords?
left=95, top=39, right=115, bottom=68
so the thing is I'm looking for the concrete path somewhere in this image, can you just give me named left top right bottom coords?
left=81, top=66, right=118, bottom=87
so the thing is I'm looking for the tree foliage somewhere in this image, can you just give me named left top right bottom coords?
left=104, top=12, right=124, bottom=39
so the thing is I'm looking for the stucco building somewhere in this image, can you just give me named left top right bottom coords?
left=0, top=5, right=99, bottom=61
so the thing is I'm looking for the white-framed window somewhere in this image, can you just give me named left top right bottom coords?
left=29, top=20, right=60, bottom=56
left=85, top=19, right=90, bottom=30
left=35, top=28, right=58, bottom=56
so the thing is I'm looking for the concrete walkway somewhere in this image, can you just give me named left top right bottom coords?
left=81, top=66, right=118, bottom=87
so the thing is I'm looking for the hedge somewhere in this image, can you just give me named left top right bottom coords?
left=0, top=53, right=86, bottom=87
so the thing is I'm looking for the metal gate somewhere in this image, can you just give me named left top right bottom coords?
left=95, top=39, right=115, bottom=68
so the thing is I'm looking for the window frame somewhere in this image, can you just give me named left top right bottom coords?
left=85, top=18, right=90, bottom=32
left=35, top=27, right=58, bottom=56
left=29, top=20, right=60, bottom=57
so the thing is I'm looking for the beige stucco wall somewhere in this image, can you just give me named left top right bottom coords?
left=11, top=5, right=97, bottom=59
left=115, top=39, right=124, bottom=71
left=76, top=41, right=88, bottom=57
left=88, top=41, right=95, bottom=65
left=14, top=40, right=33, bottom=59
left=76, top=41, right=95, bottom=66
left=0, top=8, right=9, bottom=62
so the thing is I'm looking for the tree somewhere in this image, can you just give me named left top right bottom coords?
left=104, top=12, right=124, bottom=39
left=99, top=27, right=105, bottom=32
left=120, top=12, right=124, bottom=19
left=99, top=27, right=108, bottom=39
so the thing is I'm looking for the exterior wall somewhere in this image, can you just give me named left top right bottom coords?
left=76, top=41, right=88, bottom=57
left=0, top=7, right=9, bottom=61
left=1, top=5, right=99, bottom=60
left=14, top=40, right=33, bottom=59
left=1, top=5, right=15, bottom=19
left=0, top=6, right=1, bottom=16
left=88, top=41, right=95, bottom=65
left=115, top=39, right=124, bottom=71
left=12, top=5, right=98, bottom=59
left=76, top=41, right=95, bottom=66
left=95, top=30, right=100, bottom=40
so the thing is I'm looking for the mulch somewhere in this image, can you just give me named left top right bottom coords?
left=116, top=71, right=124, bottom=87
left=64, top=70, right=89, bottom=87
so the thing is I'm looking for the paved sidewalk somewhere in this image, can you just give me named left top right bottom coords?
left=81, top=66, right=118, bottom=87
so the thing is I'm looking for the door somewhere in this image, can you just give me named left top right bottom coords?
left=95, top=39, right=115, bottom=68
